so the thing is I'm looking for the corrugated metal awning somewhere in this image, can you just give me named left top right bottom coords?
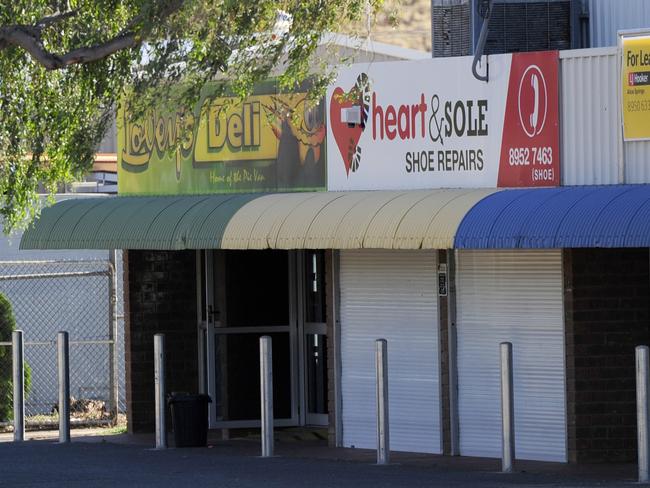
left=220, top=189, right=497, bottom=250
left=20, top=194, right=260, bottom=250
left=454, top=185, right=650, bottom=248
left=20, top=189, right=495, bottom=250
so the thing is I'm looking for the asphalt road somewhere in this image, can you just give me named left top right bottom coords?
left=0, top=438, right=641, bottom=488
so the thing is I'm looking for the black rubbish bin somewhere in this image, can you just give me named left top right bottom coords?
left=167, top=393, right=212, bottom=447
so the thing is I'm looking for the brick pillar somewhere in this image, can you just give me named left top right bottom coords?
left=124, top=250, right=198, bottom=433
left=565, top=248, right=650, bottom=463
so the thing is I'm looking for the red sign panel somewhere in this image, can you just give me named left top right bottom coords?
left=497, top=51, right=560, bottom=187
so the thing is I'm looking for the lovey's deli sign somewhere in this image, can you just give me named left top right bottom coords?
left=327, top=51, right=559, bottom=190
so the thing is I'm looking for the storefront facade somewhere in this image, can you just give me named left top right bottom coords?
left=20, top=42, right=650, bottom=464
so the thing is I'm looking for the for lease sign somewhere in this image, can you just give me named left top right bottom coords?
left=621, top=35, right=650, bottom=141
left=327, top=51, right=560, bottom=190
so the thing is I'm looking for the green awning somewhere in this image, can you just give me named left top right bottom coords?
left=20, top=194, right=261, bottom=250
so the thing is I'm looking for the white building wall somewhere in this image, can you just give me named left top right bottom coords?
left=560, top=47, right=620, bottom=185
left=560, top=47, right=650, bottom=185
left=625, top=141, right=650, bottom=183
left=589, top=0, right=650, bottom=48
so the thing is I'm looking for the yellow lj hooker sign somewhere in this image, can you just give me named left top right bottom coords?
left=622, top=35, right=650, bottom=140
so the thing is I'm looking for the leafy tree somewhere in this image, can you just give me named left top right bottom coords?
left=0, top=293, right=31, bottom=421
left=0, top=0, right=383, bottom=232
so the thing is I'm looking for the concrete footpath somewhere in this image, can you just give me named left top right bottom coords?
left=0, top=430, right=640, bottom=487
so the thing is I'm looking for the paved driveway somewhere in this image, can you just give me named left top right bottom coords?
left=0, top=435, right=639, bottom=487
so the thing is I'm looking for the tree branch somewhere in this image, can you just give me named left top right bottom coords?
left=59, top=32, right=138, bottom=66
left=36, top=10, right=79, bottom=30
left=0, top=0, right=186, bottom=69
left=0, top=25, right=63, bottom=70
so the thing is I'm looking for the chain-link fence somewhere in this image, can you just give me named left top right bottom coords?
left=0, top=258, right=125, bottom=430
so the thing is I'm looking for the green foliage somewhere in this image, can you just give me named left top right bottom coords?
left=0, top=293, right=31, bottom=421
left=0, top=0, right=384, bottom=232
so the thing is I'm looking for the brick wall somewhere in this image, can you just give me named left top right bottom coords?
left=565, top=248, right=650, bottom=463
left=124, top=250, right=198, bottom=433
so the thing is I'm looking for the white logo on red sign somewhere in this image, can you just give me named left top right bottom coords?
left=518, top=65, right=547, bottom=138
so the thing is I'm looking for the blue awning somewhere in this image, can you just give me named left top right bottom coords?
left=454, top=185, right=650, bottom=249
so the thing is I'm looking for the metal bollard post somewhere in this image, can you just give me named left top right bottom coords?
left=108, top=249, right=119, bottom=422
left=637, top=346, right=650, bottom=483
left=154, top=334, right=167, bottom=449
left=260, top=336, right=274, bottom=457
left=376, top=339, right=390, bottom=465
left=57, top=331, right=70, bottom=443
left=12, top=330, right=24, bottom=442
left=500, top=342, right=515, bottom=473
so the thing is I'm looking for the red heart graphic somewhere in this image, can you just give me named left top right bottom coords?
left=329, top=87, right=365, bottom=176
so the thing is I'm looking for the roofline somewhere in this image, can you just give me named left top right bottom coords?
left=321, top=32, right=430, bottom=61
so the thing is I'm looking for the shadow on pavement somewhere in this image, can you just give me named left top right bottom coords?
left=0, top=428, right=639, bottom=488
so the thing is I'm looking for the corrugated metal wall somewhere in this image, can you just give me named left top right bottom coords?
left=625, top=139, right=650, bottom=183
left=588, top=0, right=650, bottom=184
left=589, top=0, right=650, bottom=48
left=560, top=48, right=620, bottom=185
left=560, top=47, right=650, bottom=185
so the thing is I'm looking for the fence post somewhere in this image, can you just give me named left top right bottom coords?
left=376, top=338, right=390, bottom=465
left=57, top=331, right=70, bottom=443
left=260, top=335, right=273, bottom=457
left=500, top=342, right=515, bottom=473
left=637, top=346, right=650, bottom=483
left=154, top=334, right=166, bottom=449
left=12, top=330, right=24, bottom=442
left=108, top=250, right=119, bottom=423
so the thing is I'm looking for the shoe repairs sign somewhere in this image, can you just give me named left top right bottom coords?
left=621, top=33, right=650, bottom=141
left=327, top=51, right=560, bottom=191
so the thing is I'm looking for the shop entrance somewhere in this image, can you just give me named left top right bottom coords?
left=197, top=250, right=328, bottom=429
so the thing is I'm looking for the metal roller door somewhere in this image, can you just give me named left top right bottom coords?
left=340, top=250, right=441, bottom=454
left=457, top=250, right=566, bottom=462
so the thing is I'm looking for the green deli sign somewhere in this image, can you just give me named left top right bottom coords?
left=118, top=84, right=326, bottom=195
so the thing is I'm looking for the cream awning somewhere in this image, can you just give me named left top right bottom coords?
left=221, top=189, right=498, bottom=250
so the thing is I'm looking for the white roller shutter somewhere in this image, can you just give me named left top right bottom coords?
left=457, top=250, right=566, bottom=462
left=340, top=250, right=441, bottom=454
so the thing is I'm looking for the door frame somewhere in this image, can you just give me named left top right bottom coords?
left=297, top=250, right=329, bottom=426
left=197, top=249, right=329, bottom=429
left=199, top=249, right=299, bottom=429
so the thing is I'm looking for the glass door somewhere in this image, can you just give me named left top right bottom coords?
left=198, top=249, right=329, bottom=429
left=202, top=250, right=299, bottom=428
